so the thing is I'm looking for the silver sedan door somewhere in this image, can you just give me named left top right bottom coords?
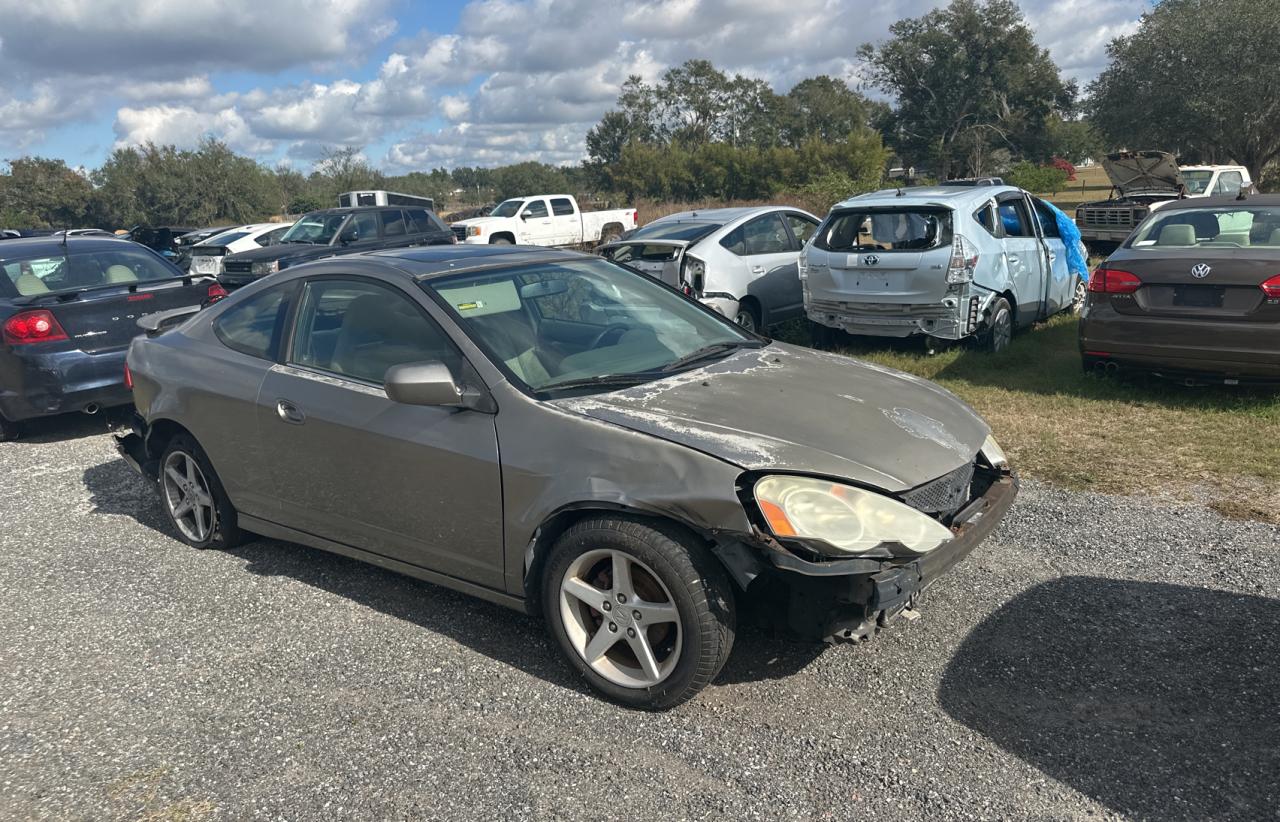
left=994, top=194, right=1047, bottom=323
left=255, top=274, right=504, bottom=589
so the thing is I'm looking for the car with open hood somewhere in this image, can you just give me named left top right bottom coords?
left=218, top=206, right=452, bottom=289
left=117, top=245, right=1015, bottom=709
left=1080, top=194, right=1280, bottom=383
left=1075, top=151, right=1253, bottom=245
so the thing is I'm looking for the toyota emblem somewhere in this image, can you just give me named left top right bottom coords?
left=863, top=254, right=879, bottom=266
left=1190, top=263, right=1212, bottom=279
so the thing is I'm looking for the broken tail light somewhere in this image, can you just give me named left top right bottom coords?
left=1089, top=268, right=1142, bottom=294
left=3, top=309, right=69, bottom=345
left=946, top=235, right=978, bottom=284
left=1260, top=274, right=1280, bottom=298
left=206, top=283, right=229, bottom=303
left=124, top=363, right=133, bottom=390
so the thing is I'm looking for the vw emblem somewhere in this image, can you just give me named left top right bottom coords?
left=1190, top=263, right=1212, bottom=279
left=863, top=254, right=879, bottom=266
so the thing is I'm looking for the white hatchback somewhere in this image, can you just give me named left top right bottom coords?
left=599, top=206, right=820, bottom=332
left=187, top=222, right=294, bottom=277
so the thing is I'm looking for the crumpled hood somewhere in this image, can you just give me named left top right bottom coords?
left=552, top=343, right=990, bottom=492
left=1103, top=150, right=1184, bottom=195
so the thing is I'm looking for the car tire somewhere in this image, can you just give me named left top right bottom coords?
left=1071, top=279, right=1088, bottom=315
left=490, top=236, right=513, bottom=245
left=735, top=302, right=761, bottom=334
left=543, top=515, right=736, bottom=710
left=0, top=412, right=19, bottom=442
left=980, top=297, right=1013, bottom=353
left=158, top=434, right=245, bottom=550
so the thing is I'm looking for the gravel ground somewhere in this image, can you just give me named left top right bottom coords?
left=1, top=412, right=1278, bottom=821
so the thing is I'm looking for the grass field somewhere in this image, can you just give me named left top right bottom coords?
left=778, top=315, right=1280, bottom=523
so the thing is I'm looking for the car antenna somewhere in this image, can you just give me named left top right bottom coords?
left=61, top=226, right=68, bottom=247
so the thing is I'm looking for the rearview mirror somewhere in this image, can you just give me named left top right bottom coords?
left=384, top=361, right=463, bottom=407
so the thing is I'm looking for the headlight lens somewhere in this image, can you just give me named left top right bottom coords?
left=467, top=225, right=482, bottom=236
left=980, top=434, right=1008, bottom=468
left=250, top=260, right=279, bottom=277
left=755, top=475, right=954, bottom=556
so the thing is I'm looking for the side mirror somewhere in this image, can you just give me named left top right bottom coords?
left=519, top=212, right=531, bottom=221
left=339, top=227, right=358, bottom=244
left=384, top=361, right=463, bottom=407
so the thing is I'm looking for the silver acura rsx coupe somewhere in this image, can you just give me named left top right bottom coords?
left=118, top=244, right=1016, bottom=709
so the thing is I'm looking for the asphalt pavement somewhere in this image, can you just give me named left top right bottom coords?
left=1, top=411, right=1277, bottom=821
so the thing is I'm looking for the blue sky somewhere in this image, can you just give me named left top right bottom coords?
left=0, top=0, right=1147, bottom=173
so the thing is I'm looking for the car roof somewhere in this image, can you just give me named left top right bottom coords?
left=649, top=206, right=792, bottom=225
left=1154, top=194, right=1280, bottom=211
left=365, top=243, right=590, bottom=279
left=836, top=185, right=1025, bottom=210
left=0, top=235, right=148, bottom=261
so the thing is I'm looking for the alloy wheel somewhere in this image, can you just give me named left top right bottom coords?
left=559, top=549, right=682, bottom=689
left=735, top=310, right=757, bottom=333
left=991, top=308, right=1012, bottom=352
left=162, top=450, right=216, bottom=542
left=1072, top=280, right=1087, bottom=314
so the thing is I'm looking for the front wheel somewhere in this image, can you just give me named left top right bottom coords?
left=543, top=516, right=736, bottom=710
left=489, top=236, right=513, bottom=245
left=159, top=435, right=244, bottom=550
left=735, top=303, right=761, bottom=334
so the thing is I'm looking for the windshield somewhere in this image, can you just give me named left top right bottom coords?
left=425, top=258, right=756, bottom=393
left=490, top=199, right=525, bottom=218
left=814, top=208, right=952, bottom=251
left=1181, top=171, right=1213, bottom=195
left=628, top=220, right=721, bottom=243
left=280, top=213, right=347, bottom=244
left=1129, top=207, right=1280, bottom=248
left=198, top=230, right=250, bottom=248
left=2, top=246, right=179, bottom=296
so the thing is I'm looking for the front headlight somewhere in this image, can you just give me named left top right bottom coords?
left=251, top=260, right=279, bottom=277
left=467, top=225, right=482, bottom=236
left=980, top=434, right=1008, bottom=468
left=755, top=475, right=954, bottom=556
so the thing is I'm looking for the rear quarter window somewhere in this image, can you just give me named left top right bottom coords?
left=813, top=209, right=952, bottom=252
left=212, top=283, right=294, bottom=360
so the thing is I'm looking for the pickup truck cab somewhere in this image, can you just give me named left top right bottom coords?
left=219, top=206, right=453, bottom=289
left=803, top=182, right=1085, bottom=352
left=451, top=195, right=637, bottom=248
left=1076, top=151, right=1254, bottom=245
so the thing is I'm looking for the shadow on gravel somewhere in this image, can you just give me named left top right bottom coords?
left=939, top=576, right=1279, bottom=821
left=81, top=457, right=821, bottom=698
left=7, top=407, right=129, bottom=444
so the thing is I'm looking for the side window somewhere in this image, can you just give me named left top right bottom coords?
left=997, top=199, right=1034, bottom=238
left=719, top=226, right=746, bottom=255
left=291, top=279, right=459, bottom=384
left=213, top=283, right=293, bottom=360
left=381, top=209, right=408, bottom=237
left=550, top=198, right=575, bottom=217
left=406, top=208, right=434, bottom=234
left=785, top=213, right=819, bottom=248
left=522, top=200, right=549, bottom=219
left=740, top=213, right=792, bottom=255
left=258, top=226, right=290, bottom=246
left=974, top=203, right=998, bottom=237
left=348, top=211, right=379, bottom=242
left=1215, top=171, right=1243, bottom=195
left=1032, top=199, right=1061, bottom=238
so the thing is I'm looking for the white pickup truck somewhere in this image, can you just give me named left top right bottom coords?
left=450, top=195, right=637, bottom=247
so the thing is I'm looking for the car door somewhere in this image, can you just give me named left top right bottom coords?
left=337, top=210, right=382, bottom=255
left=255, top=273, right=505, bottom=588
left=724, top=212, right=804, bottom=325
left=1031, top=197, right=1072, bottom=314
left=995, top=194, right=1047, bottom=324
left=518, top=198, right=554, bottom=245
left=549, top=197, right=579, bottom=246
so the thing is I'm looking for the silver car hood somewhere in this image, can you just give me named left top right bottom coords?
left=1103, top=150, right=1184, bottom=195
left=552, top=343, right=989, bottom=492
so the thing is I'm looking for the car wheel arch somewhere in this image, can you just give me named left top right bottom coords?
left=145, top=417, right=197, bottom=460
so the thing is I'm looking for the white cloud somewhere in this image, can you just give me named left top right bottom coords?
left=113, top=105, right=273, bottom=155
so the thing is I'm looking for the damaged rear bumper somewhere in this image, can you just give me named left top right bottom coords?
left=751, top=470, right=1018, bottom=642
left=806, top=292, right=992, bottom=341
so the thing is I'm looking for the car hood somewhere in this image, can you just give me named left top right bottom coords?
left=224, top=242, right=331, bottom=266
left=1103, top=151, right=1184, bottom=195
left=551, top=343, right=989, bottom=492
left=451, top=216, right=509, bottom=229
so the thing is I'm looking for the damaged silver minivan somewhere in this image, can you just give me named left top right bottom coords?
left=118, top=245, right=1017, bottom=709
left=803, top=182, right=1084, bottom=351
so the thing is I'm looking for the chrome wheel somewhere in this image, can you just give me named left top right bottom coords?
left=559, top=549, right=682, bottom=689
left=1072, top=280, right=1088, bottom=314
left=735, top=309, right=758, bottom=333
left=162, top=450, right=215, bottom=542
left=990, top=306, right=1012, bottom=352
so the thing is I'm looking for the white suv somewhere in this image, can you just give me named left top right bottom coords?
left=802, top=183, right=1086, bottom=351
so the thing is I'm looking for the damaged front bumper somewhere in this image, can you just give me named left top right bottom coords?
left=729, top=468, right=1018, bottom=642
left=806, top=290, right=995, bottom=341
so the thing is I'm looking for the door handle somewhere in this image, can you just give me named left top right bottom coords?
left=276, top=400, right=305, bottom=425
left=751, top=265, right=765, bottom=274
left=1007, top=255, right=1020, bottom=263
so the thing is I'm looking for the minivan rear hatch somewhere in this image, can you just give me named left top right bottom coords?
left=806, top=206, right=954, bottom=305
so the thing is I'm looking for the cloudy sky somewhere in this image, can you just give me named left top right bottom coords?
left=0, top=0, right=1147, bottom=172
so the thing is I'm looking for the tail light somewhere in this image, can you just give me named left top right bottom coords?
left=206, top=282, right=228, bottom=303
left=1089, top=267, right=1142, bottom=294
left=3, top=310, right=69, bottom=345
left=124, top=363, right=133, bottom=390
left=633, top=209, right=639, bottom=224
left=1261, top=274, right=1280, bottom=298
left=946, top=235, right=978, bottom=284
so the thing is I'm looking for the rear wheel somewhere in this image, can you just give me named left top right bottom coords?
left=0, top=412, right=19, bottom=442
left=735, top=302, right=761, bottom=334
left=979, top=297, right=1013, bottom=353
left=543, top=516, right=735, bottom=710
left=159, top=435, right=244, bottom=550
left=1071, top=279, right=1088, bottom=314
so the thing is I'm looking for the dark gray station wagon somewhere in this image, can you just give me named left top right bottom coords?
left=118, top=245, right=1016, bottom=708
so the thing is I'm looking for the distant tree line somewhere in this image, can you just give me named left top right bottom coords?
left=1, top=0, right=1275, bottom=230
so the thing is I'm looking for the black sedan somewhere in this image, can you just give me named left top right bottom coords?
left=0, top=236, right=224, bottom=440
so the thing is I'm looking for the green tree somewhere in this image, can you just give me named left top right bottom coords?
left=860, top=0, right=1074, bottom=179
left=312, top=146, right=386, bottom=199
left=0, top=157, right=93, bottom=228
left=1088, top=0, right=1280, bottom=183
left=1004, top=161, right=1069, bottom=194
left=782, top=76, right=878, bottom=145
left=488, top=162, right=570, bottom=201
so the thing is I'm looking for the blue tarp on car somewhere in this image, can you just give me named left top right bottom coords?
left=1041, top=199, right=1090, bottom=283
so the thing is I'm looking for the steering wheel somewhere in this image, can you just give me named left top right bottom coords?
left=588, top=323, right=631, bottom=349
